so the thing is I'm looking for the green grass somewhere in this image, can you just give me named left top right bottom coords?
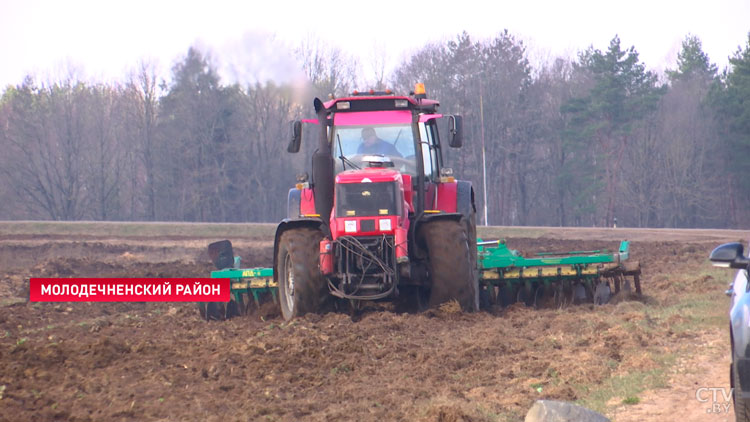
left=577, top=354, right=673, bottom=413
left=622, top=396, right=640, bottom=405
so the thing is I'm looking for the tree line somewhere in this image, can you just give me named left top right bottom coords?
left=1, top=32, right=749, bottom=228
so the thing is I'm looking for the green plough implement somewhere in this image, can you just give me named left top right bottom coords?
left=198, top=265, right=277, bottom=320
left=477, top=240, right=640, bottom=308
left=200, top=239, right=640, bottom=319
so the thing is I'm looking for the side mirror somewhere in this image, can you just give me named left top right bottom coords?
left=288, top=120, right=302, bottom=153
left=710, top=242, right=750, bottom=269
left=448, top=115, right=463, bottom=148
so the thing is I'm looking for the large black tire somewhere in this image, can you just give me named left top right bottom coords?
left=734, top=360, right=750, bottom=421
left=418, top=219, right=479, bottom=311
left=462, top=208, right=480, bottom=310
left=276, top=228, right=328, bottom=321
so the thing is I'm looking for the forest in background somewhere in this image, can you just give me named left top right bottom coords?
left=1, top=31, right=750, bottom=228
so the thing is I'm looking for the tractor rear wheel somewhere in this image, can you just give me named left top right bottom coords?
left=462, top=208, right=480, bottom=310
left=276, top=228, right=328, bottom=321
left=419, top=219, right=479, bottom=311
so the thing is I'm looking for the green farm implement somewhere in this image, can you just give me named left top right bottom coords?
left=199, top=238, right=641, bottom=320
left=198, top=240, right=277, bottom=320
left=477, top=239, right=640, bottom=308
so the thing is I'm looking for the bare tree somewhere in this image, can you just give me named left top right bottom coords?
left=238, top=82, right=301, bottom=221
left=86, top=83, right=129, bottom=220
left=296, top=37, right=357, bottom=98
left=0, top=78, right=92, bottom=220
left=124, top=61, right=161, bottom=220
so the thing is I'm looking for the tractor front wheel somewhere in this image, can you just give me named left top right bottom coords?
left=419, top=219, right=479, bottom=312
left=276, top=228, right=328, bottom=321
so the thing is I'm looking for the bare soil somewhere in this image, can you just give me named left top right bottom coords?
left=0, top=226, right=745, bottom=421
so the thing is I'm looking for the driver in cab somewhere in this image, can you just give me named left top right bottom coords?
left=357, top=127, right=402, bottom=157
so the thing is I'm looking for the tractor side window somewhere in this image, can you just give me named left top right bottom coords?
left=419, top=123, right=438, bottom=180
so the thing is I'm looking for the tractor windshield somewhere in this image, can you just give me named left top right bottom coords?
left=332, top=124, right=417, bottom=175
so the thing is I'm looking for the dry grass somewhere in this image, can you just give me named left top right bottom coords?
left=0, top=221, right=276, bottom=239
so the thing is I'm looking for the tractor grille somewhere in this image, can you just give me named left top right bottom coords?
left=360, top=219, right=375, bottom=232
left=336, top=182, right=399, bottom=217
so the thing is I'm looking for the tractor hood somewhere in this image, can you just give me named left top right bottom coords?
left=335, top=167, right=404, bottom=185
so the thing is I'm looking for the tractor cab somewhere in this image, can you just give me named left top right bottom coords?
left=323, top=87, right=462, bottom=217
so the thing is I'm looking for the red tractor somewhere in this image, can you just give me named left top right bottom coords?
left=274, top=84, right=478, bottom=320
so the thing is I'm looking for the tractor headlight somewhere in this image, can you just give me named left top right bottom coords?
left=379, top=218, right=392, bottom=231
left=345, top=220, right=357, bottom=233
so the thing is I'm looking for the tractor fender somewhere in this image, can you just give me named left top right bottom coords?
left=287, top=187, right=316, bottom=219
left=413, top=182, right=476, bottom=263
left=435, top=180, right=475, bottom=221
left=456, top=180, right=476, bottom=222
left=273, top=218, right=324, bottom=284
left=287, top=189, right=301, bottom=219
left=418, top=212, right=463, bottom=226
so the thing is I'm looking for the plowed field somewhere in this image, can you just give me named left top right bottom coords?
left=0, top=223, right=745, bottom=421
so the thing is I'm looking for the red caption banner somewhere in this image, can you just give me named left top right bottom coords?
left=29, top=278, right=230, bottom=302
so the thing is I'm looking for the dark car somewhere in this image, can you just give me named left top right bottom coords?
left=710, top=242, right=750, bottom=421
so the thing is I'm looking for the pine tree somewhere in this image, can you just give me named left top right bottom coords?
left=561, top=36, right=665, bottom=226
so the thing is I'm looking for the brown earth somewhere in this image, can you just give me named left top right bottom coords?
left=0, top=226, right=746, bottom=421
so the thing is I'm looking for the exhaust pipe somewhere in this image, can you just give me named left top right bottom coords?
left=312, top=98, right=334, bottom=233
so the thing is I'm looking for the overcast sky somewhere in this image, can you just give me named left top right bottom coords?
left=1, top=0, right=749, bottom=88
